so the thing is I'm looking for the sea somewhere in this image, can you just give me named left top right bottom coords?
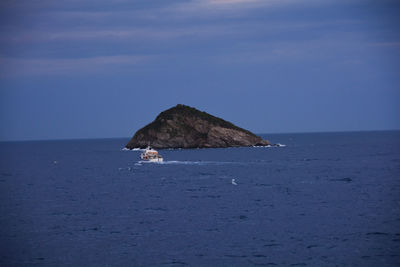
left=0, top=131, right=399, bottom=266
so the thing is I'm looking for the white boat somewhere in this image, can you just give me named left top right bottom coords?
left=140, top=146, right=163, bottom=162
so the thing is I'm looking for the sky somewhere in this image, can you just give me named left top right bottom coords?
left=0, top=0, right=399, bottom=141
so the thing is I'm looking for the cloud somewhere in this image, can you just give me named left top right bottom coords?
left=207, top=29, right=380, bottom=66
left=35, top=0, right=323, bottom=25
left=166, top=0, right=327, bottom=15
left=0, top=55, right=151, bottom=77
left=1, top=23, right=252, bottom=44
left=173, top=0, right=283, bottom=10
left=0, top=0, right=357, bottom=45
left=0, top=0, right=392, bottom=78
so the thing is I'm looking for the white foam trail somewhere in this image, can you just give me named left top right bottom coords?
left=137, top=160, right=236, bottom=165
left=121, top=147, right=144, bottom=151
left=138, top=160, right=205, bottom=165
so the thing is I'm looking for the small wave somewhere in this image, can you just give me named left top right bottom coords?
left=253, top=143, right=286, bottom=148
left=118, top=167, right=133, bottom=170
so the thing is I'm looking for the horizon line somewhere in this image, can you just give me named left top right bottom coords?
left=1, top=128, right=399, bottom=143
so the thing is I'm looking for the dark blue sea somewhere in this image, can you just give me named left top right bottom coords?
left=1, top=131, right=400, bottom=266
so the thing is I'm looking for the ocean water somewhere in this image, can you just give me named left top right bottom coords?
left=0, top=131, right=399, bottom=266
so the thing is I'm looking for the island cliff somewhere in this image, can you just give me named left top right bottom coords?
left=126, top=104, right=270, bottom=149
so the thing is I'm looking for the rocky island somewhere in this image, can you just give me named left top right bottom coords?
left=126, top=104, right=271, bottom=149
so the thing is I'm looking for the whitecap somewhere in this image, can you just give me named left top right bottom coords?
left=253, top=143, right=286, bottom=148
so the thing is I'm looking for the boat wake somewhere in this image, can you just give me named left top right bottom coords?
left=122, top=147, right=143, bottom=151
left=137, top=160, right=236, bottom=166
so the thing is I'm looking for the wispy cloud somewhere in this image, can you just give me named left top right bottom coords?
left=0, top=0, right=395, bottom=78
left=209, top=29, right=381, bottom=66
left=0, top=0, right=356, bottom=45
left=172, top=0, right=287, bottom=10
left=165, top=0, right=331, bottom=16
left=0, top=55, right=151, bottom=77
left=36, top=0, right=327, bottom=25
left=0, top=23, right=257, bottom=43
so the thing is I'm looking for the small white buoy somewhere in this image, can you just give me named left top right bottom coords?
left=231, top=179, right=237, bottom=185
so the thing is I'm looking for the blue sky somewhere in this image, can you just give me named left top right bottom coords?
left=0, top=0, right=399, bottom=141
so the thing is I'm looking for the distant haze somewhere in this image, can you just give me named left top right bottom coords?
left=0, top=0, right=399, bottom=141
